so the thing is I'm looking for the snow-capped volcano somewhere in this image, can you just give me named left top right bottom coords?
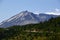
left=0, top=11, right=58, bottom=28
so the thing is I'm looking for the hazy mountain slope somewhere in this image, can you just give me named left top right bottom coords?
left=0, top=11, right=39, bottom=28
left=0, top=11, right=58, bottom=28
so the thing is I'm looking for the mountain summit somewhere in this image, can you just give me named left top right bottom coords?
left=0, top=11, right=58, bottom=28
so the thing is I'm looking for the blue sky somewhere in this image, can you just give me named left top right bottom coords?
left=0, top=0, right=60, bottom=22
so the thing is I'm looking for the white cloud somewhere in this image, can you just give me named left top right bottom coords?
left=33, top=8, right=60, bottom=15
left=33, top=11, right=40, bottom=14
left=45, top=9, right=60, bottom=15
left=55, top=8, right=60, bottom=12
left=45, top=12, right=60, bottom=15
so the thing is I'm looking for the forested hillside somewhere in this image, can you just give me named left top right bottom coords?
left=0, top=17, right=60, bottom=40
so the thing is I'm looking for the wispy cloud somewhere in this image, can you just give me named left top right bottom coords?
left=55, top=8, right=60, bottom=12
left=33, top=11, right=40, bottom=14
left=45, top=8, right=60, bottom=15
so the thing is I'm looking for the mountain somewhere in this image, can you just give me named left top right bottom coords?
left=0, top=11, right=58, bottom=28
left=38, top=13, right=58, bottom=21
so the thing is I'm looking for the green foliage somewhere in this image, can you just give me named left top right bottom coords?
left=0, top=16, right=60, bottom=40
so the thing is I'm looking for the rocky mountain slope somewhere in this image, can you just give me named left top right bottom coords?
left=0, top=11, right=58, bottom=28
